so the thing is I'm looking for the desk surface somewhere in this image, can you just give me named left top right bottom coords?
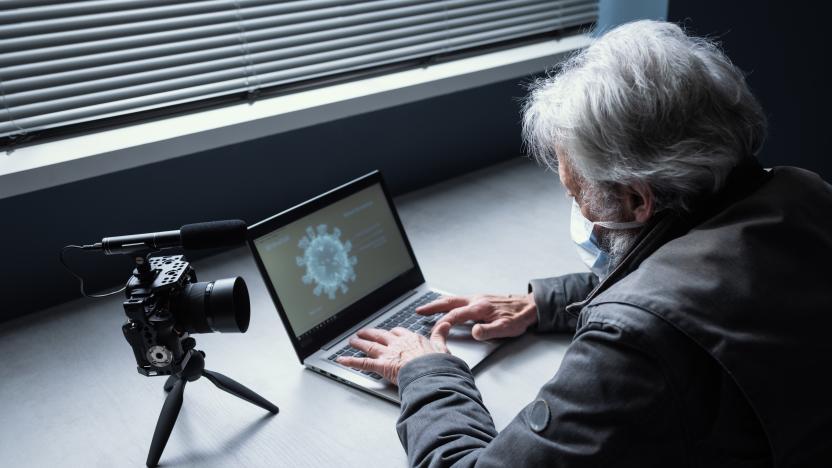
left=0, top=159, right=586, bottom=467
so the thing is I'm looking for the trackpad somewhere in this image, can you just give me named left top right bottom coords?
left=445, top=322, right=499, bottom=369
left=448, top=322, right=475, bottom=338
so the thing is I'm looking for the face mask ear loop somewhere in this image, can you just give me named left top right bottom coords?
left=594, top=220, right=646, bottom=230
left=571, top=200, right=646, bottom=231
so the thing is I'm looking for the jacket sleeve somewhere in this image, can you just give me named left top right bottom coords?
left=528, top=273, right=598, bottom=333
left=396, top=308, right=681, bottom=468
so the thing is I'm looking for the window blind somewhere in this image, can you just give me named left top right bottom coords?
left=0, top=0, right=598, bottom=142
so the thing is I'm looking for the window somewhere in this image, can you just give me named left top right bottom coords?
left=0, top=0, right=598, bottom=149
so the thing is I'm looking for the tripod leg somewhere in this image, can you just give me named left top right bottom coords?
left=146, top=378, right=186, bottom=467
left=163, top=375, right=176, bottom=392
left=202, top=369, right=279, bottom=414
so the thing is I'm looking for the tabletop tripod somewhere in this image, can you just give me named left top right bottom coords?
left=147, top=348, right=279, bottom=467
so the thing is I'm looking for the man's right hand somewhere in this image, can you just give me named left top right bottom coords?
left=416, top=293, right=538, bottom=341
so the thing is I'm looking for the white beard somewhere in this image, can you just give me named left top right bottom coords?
left=605, top=228, right=641, bottom=271
left=582, top=183, right=644, bottom=273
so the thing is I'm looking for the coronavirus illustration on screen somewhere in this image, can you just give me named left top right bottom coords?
left=296, top=224, right=358, bottom=299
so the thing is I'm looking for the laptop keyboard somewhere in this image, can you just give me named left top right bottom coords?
left=327, top=291, right=442, bottom=380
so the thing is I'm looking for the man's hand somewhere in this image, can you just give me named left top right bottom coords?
left=416, top=293, right=538, bottom=340
left=337, top=323, right=452, bottom=385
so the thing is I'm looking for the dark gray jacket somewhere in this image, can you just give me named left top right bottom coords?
left=395, top=161, right=832, bottom=467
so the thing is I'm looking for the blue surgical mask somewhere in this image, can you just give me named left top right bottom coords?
left=570, top=199, right=645, bottom=279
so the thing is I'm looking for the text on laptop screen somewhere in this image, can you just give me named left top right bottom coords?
left=253, top=184, right=414, bottom=338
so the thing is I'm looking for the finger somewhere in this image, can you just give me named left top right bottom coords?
left=472, top=318, right=510, bottom=341
left=390, top=327, right=413, bottom=336
left=336, top=356, right=383, bottom=374
left=349, top=337, right=384, bottom=357
left=430, top=322, right=451, bottom=352
left=416, top=296, right=469, bottom=315
left=356, top=328, right=395, bottom=345
left=436, top=303, right=490, bottom=327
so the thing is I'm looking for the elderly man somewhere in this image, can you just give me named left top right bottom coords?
left=338, top=20, right=832, bottom=467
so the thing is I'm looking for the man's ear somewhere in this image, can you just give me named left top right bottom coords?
left=621, top=181, right=654, bottom=223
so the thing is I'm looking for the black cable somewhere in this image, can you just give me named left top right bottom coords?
left=60, top=245, right=126, bottom=298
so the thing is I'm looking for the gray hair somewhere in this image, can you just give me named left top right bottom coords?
left=522, top=20, right=767, bottom=213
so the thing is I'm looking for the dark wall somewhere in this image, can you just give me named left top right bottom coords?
left=1, top=78, right=529, bottom=322
left=669, top=1, right=831, bottom=180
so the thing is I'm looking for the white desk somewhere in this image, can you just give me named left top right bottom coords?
left=0, top=159, right=586, bottom=467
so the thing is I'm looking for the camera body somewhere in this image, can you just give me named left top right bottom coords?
left=121, top=254, right=250, bottom=377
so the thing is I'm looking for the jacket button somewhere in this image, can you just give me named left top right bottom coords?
left=528, top=399, right=550, bottom=432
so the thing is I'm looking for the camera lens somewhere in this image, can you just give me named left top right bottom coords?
left=206, top=277, right=250, bottom=332
left=177, top=277, right=250, bottom=334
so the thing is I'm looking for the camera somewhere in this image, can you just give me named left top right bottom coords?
left=62, top=219, right=278, bottom=467
left=121, top=254, right=250, bottom=376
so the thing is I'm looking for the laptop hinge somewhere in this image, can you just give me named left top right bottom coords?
left=321, top=289, right=420, bottom=350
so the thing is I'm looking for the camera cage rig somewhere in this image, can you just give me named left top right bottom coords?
left=122, top=253, right=198, bottom=377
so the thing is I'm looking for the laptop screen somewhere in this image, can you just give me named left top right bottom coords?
left=252, top=182, right=414, bottom=340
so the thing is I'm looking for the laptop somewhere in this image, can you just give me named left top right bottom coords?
left=248, top=170, right=500, bottom=403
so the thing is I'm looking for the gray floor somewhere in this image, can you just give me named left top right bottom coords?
left=0, top=158, right=586, bottom=467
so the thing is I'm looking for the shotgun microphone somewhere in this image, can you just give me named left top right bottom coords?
left=82, top=220, right=247, bottom=255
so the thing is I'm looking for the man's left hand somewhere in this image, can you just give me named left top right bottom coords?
left=337, top=323, right=452, bottom=385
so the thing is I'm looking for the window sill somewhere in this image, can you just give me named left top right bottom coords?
left=0, top=34, right=590, bottom=200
